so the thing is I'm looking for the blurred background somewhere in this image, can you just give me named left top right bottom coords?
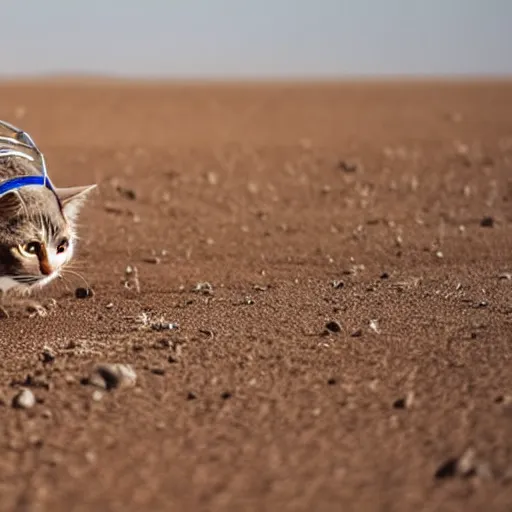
left=1, top=0, right=510, bottom=79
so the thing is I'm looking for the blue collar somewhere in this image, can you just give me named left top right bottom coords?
left=0, top=175, right=56, bottom=198
left=0, top=121, right=62, bottom=209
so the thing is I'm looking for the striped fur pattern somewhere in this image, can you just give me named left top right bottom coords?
left=0, top=155, right=95, bottom=293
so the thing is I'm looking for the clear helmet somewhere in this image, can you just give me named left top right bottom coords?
left=0, top=120, right=58, bottom=203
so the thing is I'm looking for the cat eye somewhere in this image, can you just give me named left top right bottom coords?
left=19, top=241, right=41, bottom=256
left=56, top=238, right=69, bottom=254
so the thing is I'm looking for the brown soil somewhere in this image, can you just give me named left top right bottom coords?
left=0, top=79, right=511, bottom=512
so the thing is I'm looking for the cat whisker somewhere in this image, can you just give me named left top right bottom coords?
left=55, top=273, right=74, bottom=293
left=61, top=268, right=91, bottom=290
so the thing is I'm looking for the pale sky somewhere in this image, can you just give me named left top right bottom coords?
left=1, top=0, right=510, bottom=78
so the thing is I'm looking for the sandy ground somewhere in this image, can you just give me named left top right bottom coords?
left=0, top=79, right=511, bottom=511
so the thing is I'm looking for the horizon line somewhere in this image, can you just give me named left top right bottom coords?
left=0, top=71, right=511, bottom=86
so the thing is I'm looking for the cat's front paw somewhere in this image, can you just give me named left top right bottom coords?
left=0, top=297, right=56, bottom=319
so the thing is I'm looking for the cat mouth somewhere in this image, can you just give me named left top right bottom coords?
left=12, top=276, right=41, bottom=286
left=13, top=272, right=60, bottom=288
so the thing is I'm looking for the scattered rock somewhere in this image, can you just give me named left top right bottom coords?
left=480, top=216, right=494, bottom=228
left=369, top=319, right=381, bottom=334
left=193, top=282, right=213, bottom=295
left=327, top=378, right=337, bottom=385
left=41, top=347, right=55, bottom=364
left=91, top=390, right=104, bottom=402
left=151, top=321, right=179, bottom=332
left=123, top=266, right=141, bottom=293
left=325, top=320, right=342, bottom=333
left=220, top=391, right=232, bottom=400
left=116, top=186, right=137, bottom=200
left=338, top=159, right=360, bottom=173
left=393, top=392, right=414, bottom=409
left=26, top=304, right=47, bottom=318
left=15, top=374, right=51, bottom=390
left=151, top=368, right=165, bottom=376
left=143, top=256, right=161, bottom=265
left=435, top=457, right=459, bottom=479
left=104, top=202, right=124, bottom=214
left=75, top=287, right=94, bottom=299
left=350, top=329, right=363, bottom=338
left=186, top=392, right=197, bottom=401
left=380, top=272, right=389, bottom=279
left=12, top=388, right=35, bottom=409
left=332, top=280, right=344, bottom=289
left=434, top=447, right=491, bottom=480
left=457, top=448, right=478, bottom=477
left=86, top=364, right=137, bottom=391
left=153, top=338, right=171, bottom=349
left=494, top=394, right=512, bottom=405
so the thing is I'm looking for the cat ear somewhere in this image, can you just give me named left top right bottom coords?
left=0, top=191, right=23, bottom=218
left=55, top=184, right=97, bottom=220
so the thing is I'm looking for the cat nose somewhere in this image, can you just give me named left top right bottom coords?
left=39, top=259, right=53, bottom=275
left=37, top=246, right=53, bottom=275
left=40, top=262, right=53, bottom=275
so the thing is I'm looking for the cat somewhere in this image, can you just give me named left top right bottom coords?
left=0, top=144, right=96, bottom=297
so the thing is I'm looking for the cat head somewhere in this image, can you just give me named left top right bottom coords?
left=0, top=180, right=96, bottom=293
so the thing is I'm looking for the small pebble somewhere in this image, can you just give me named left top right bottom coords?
left=332, top=280, right=344, bottom=289
left=369, top=319, right=381, bottom=334
left=220, top=391, right=232, bottom=400
left=325, top=320, right=342, bottom=333
left=91, top=390, right=104, bottom=402
left=338, top=159, right=359, bottom=173
left=193, top=282, right=213, bottom=295
left=87, top=363, right=137, bottom=391
left=186, top=392, right=197, bottom=401
left=116, top=186, right=137, bottom=200
left=434, top=447, right=489, bottom=480
left=457, top=447, right=477, bottom=477
left=480, top=216, right=494, bottom=228
left=151, top=322, right=179, bottom=332
left=41, top=347, right=55, bottom=364
left=12, top=388, right=35, bottom=409
left=393, top=392, right=414, bottom=409
left=143, top=257, right=161, bottom=264
left=75, top=287, right=94, bottom=299
left=27, top=304, right=47, bottom=317
left=350, top=329, right=363, bottom=337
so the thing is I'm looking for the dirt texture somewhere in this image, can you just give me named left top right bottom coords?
left=0, top=80, right=511, bottom=512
